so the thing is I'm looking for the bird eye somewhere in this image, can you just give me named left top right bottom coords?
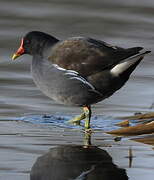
left=24, top=39, right=30, bottom=44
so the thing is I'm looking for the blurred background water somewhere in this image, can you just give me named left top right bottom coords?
left=0, top=1, right=154, bottom=180
left=0, top=0, right=154, bottom=124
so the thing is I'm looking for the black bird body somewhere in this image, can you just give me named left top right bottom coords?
left=31, top=55, right=101, bottom=106
left=12, top=31, right=150, bottom=129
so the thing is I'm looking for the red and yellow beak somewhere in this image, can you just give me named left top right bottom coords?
left=12, top=38, right=25, bottom=60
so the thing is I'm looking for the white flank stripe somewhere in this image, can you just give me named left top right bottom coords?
left=53, top=64, right=79, bottom=74
left=65, top=72, right=78, bottom=76
left=53, top=64, right=95, bottom=90
left=53, top=64, right=66, bottom=71
left=70, top=76, right=95, bottom=89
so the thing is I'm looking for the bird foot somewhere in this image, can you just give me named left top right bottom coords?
left=84, top=128, right=93, bottom=134
left=70, top=121, right=81, bottom=126
left=68, top=113, right=85, bottom=125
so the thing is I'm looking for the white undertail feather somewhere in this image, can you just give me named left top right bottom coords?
left=110, top=51, right=148, bottom=76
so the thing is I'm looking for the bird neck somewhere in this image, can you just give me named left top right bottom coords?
left=31, top=36, right=59, bottom=57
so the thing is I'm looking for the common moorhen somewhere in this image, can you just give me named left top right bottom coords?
left=12, top=31, right=150, bottom=130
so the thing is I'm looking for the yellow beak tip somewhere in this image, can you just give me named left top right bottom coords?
left=12, top=54, right=19, bottom=60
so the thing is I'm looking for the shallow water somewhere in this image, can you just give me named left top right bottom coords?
left=0, top=121, right=154, bottom=180
left=0, top=0, right=154, bottom=179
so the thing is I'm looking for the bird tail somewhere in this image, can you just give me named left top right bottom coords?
left=110, top=50, right=151, bottom=77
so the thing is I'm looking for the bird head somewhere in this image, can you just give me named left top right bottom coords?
left=12, top=31, right=58, bottom=60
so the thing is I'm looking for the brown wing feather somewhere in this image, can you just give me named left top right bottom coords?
left=48, top=37, right=142, bottom=77
left=48, top=38, right=107, bottom=76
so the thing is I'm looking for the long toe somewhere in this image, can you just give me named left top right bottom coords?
left=68, top=113, right=86, bottom=125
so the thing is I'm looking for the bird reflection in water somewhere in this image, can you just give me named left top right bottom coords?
left=30, top=133, right=128, bottom=180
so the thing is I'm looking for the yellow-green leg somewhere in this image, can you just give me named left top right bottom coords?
left=83, top=106, right=91, bottom=130
left=68, top=112, right=86, bottom=125
left=68, top=106, right=92, bottom=129
left=83, top=131, right=92, bottom=147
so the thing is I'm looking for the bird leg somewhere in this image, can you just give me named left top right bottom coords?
left=68, top=112, right=86, bottom=125
left=68, top=106, right=92, bottom=129
left=83, top=106, right=91, bottom=130
left=83, top=131, right=92, bottom=147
